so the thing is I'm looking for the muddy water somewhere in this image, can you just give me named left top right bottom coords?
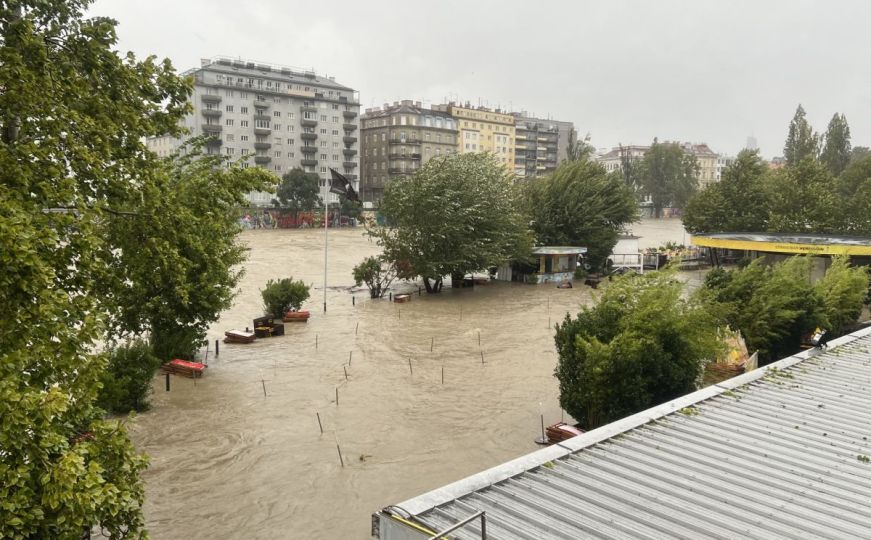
left=131, top=218, right=688, bottom=539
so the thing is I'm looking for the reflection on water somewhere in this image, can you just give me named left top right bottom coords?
left=131, top=218, right=688, bottom=539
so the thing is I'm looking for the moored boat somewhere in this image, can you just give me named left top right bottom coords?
left=283, top=310, right=311, bottom=322
left=224, top=329, right=256, bottom=343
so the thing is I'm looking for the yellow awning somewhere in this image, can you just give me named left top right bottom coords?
left=692, top=236, right=871, bottom=256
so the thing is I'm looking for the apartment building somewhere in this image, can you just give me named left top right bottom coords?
left=146, top=56, right=360, bottom=206
left=512, top=113, right=577, bottom=178
left=598, top=142, right=720, bottom=189
left=433, top=103, right=515, bottom=168
left=598, top=145, right=650, bottom=174
left=359, top=101, right=458, bottom=203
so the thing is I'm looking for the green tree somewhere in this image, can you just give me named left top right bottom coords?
left=637, top=139, right=699, bottom=217
left=851, top=146, right=870, bottom=163
left=525, top=159, right=638, bottom=272
left=815, top=256, right=869, bottom=337
left=683, top=149, right=770, bottom=233
left=352, top=256, right=398, bottom=298
left=374, top=153, right=531, bottom=292
left=766, top=159, right=837, bottom=233
left=0, top=1, right=189, bottom=537
left=261, top=278, right=311, bottom=317
left=96, top=341, right=162, bottom=414
left=101, top=143, right=276, bottom=361
left=837, top=155, right=871, bottom=234
left=784, top=104, right=820, bottom=166
left=273, top=167, right=320, bottom=214
left=703, top=257, right=827, bottom=364
left=565, top=132, right=594, bottom=163
left=820, top=113, right=852, bottom=176
left=554, top=269, right=721, bottom=429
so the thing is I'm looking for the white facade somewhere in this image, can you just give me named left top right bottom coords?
left=146, top=57, right=360, bottom=207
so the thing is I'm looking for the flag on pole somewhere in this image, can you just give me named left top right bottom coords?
left=328, top=168, right=359, bottom=202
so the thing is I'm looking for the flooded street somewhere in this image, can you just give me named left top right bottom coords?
left=131, top=218, right=688, bottom=539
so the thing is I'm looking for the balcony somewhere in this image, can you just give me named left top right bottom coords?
left=343, top=110, right=357, bottom=119
left=201, top=123, right=222, bottom=133
left=254, top=155, right=272, bottom=164
left=301, top=118, right=318, bottom=127
left=254, top=127, right=271, bottom=135
left=202, top=108, right=222, bottom=117
left=343, top=136, right=357, bottom=144
left=343, top=161, right=357, bottom=168
left=345, top=174, right=358, bottom=181
left=410, top=153, right=421, bottom=160
left=254, top=113, right=271, bottom=122
left=388, top=138, right=419, bottom=145
left=300, top=145, right=317, bottom=154
left=301, top=132, right=317, bottom=141
left=301, top=105, right=318, bottom=113
left=254, top=99, right=269, bottom=108
left=204, top=135, right=222, bottom=146
left=343, top=123, right=357, bottom=131
left=254, top=141, right=272, bottom=150
left=343, top=148, right=357, bottom=157
left=201, top=93, right=222, bottom=103
left=388, top=168, right=405, bottom=175
left=301, top=159, right=318, bottom=166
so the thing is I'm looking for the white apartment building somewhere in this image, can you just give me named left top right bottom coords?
left=146, top=56, right=360, bottom=206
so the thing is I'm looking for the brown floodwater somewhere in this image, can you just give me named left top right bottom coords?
left=131, top=218, right=688, bottom=539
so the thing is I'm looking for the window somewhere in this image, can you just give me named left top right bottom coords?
left=287, top=152, right=295, bottom=158
left=225, top=119, right=234, bottom=126
left=287, top=112, right=295, bottom=119
left=241, top=135, right=249, bottom=141
left=287, top=125, right=294, bottom=132
left=241, top=120, right=249, bottom=127
left=274, top=124, right=281, bottom=131
left=226, top=134, right=235, bottom=142
left=332, top=116, right=339, bottom=123
left=332, top=104, right=339, bottom=110
left=320, top=128, right=327, bottom=134
left=288, top=139, right=294, bottom=145
left=274, top=151, right=281, bottom=157
left=320, top=154, right=327, bottom=160
left=255, top=119, right=270, bottom=128
left=241, top=149, right=249, bottom=155
left=275, top=138, right=282, bottom=145
left=241, top=107, right=248, bottom=114
left=332, top=154, right=338, bottom=161
left=274, top=111, right=281, bottom=117
left=333, top=142, right=339, bottom=149
left=226, top=148, right=235, bottom=155
left=332, top=130, right=339, bottom=136
left=226, top=105, right=234, bottom=113
left=274, top=165, right=281, bottom=171
left=320, top=166, right=327, bottom=173
left=320, top=115, right=327, bottom=121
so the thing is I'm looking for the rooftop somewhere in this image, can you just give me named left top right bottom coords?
left=374, top=326, right=871, bottom=539
left=187, top=56, right=355, bottom=92
left=692, top=233, right=871, bottom=256
left=531, top=246, right=588, bottom=256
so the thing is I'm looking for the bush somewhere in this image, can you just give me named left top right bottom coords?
left=97, top=340, right=163, bottom=414
left=573, top=267, right=588, bottom=280
left=261, top=277, right=311, bottom=317
left=352, top=256, right=397, bottom=298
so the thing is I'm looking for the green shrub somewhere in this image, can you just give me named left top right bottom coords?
left=97, top=340, right=163, bottom=414
left=573, top=267, right=588, bottom=280
left=261, top=277, right=311, bottom=317
left=527, top=274, right=539, bottom=284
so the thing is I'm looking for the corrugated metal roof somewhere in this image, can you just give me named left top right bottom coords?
left=377, top=327, right=871, bottom=539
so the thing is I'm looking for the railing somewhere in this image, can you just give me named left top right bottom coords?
left=427, top=511, right=486, bottom=540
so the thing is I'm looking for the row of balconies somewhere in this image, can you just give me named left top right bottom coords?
left=387, top=153, right=421, bottom=160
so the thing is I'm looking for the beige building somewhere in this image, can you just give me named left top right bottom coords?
left=597, top=142, right=720, bottom=189
left=433, top=103, right=515, bottom=169
left=359, top=101, right=458, bottom=203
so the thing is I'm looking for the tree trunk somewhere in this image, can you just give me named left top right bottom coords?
left=451, top=271, right=465, bottom=289
left=423, top=276, right=442, bottom=293
left=654, top=206, right=662, bottom=219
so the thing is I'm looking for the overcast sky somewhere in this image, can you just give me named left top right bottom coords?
left=90, top=0, right=870, bottom=158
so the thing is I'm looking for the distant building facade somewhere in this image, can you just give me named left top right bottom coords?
left=436, top=103, right=516, bottom=169
left=597, top=142, right=722, bottom=190
left=359, top=101, right=457, bottom=203
left=597, top=145, right=650, bottom=174
left=146, top=56, right=360, bottom=207
left=512, top=113, right=576, bottom=178
left=680, top=142, right=719, bottom=189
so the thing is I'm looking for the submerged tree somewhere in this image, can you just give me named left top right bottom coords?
left=273, top=167, right=320, bottom=215
left=0, top=0, right=190, bottom=536
left=374, top=153, right=530, bottom=293
left=525, top=159, right=638, bottom=272
left=555, top=269, right=721, bottom=429
left=352, top=256, right=398, bottom=298
left=766, top=158, right=837, bottom=233
left=637, top=139, right=699, bottom=217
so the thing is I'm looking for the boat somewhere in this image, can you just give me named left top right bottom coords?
left=546, top=422, right=584, bottom=444
left=224, top=329, right=256, bottom=344
left=161, top=359, right=206, bottom=378
left=283, top=310, right=311, bottom=322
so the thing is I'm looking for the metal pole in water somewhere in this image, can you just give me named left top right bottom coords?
left=316, top=412, right=324, bottom=434
left=335, top=387, right=339, bottom=406
left=348, top=351, right=352, bottom=365
left=165, top=372, right=170, bottom=392
left=441, top=366, right=444, bottom=384
left=535, top=402, right=548, bottom=445
left=430, top=337, right=434, bottom=352
left=481, top=351, right=485, bottom=364
left=215, top=339, right=219, bottom=357
left=335, top=434, right=345, bottom=468
left=478, top=331, right=481, bottom=347
left=352, top=295, right=355, bottom=306
left=408, top=358, right=413, bottom=375
left=343, top=365, right=348, bottom=381
left=323, top=179, right=329, bottom=313
left=355, top=322, right=359, bottom=335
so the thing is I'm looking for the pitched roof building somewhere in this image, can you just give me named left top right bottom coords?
left=373, top=326, right=871, bottom=539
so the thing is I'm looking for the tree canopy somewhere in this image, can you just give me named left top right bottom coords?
left=101, top=143, right=275, bottom=360
left=273, top=167, right=320, bottom=213
left=374, top=153, right=530, bottom=292
left=683, top=149, right=770, bottom=234
left=555, top=269, right=721, bottom=429
left=1, top=0, right=190, bottom=536
left=784, top=104, right=820, bottom=166
left=637, top=139, right=699, bottom=217
left=525, top=159, right=638, bottom=271
left=820, top=113, right=852, bottom=176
